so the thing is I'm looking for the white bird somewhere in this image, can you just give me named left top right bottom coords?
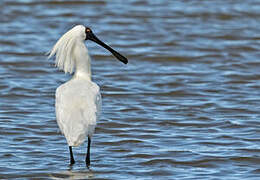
left=48, top=25, right=128, bottom=166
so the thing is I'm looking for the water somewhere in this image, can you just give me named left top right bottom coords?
left=0, top=0, right=260, bottom=179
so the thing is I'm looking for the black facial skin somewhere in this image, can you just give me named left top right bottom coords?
left=85, top=27, right=128, bottom=64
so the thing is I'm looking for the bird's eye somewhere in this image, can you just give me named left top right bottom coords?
left=86, top=28, right=91, bottom=33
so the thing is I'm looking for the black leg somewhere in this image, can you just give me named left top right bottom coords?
left=69, top=146, right=75, bottom=165
left=86, top=137, right=91, bottom=167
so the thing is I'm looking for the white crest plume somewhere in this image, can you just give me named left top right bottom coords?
left=48, top=25, right=86, bottom=74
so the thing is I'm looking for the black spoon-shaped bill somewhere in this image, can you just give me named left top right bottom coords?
left=85, top=27, right=128, bottom=64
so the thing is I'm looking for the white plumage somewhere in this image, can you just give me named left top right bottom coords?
left=49, top=25, right=101, bottom=147
left=56, top=78, right=101, bottom=146
left=48, top=25, right=127, bottom=166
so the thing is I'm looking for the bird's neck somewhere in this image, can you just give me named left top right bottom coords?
left=73, top=41, right=92, bottom=81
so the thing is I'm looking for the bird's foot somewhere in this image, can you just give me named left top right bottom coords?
left=70, top=159, right=75, bottom=166
left=86, top=159, right=90, bottom=168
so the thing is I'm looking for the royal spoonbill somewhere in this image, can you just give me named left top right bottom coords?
left=48, top=25, right=128, bottom=166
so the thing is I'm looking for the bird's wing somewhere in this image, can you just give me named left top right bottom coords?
left=55, top=81, right=101, bottom=144
left=95, top=90, right=102, bottom=120
left=55, top=85, right=68, bottom=135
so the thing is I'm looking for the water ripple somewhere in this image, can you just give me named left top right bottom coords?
left=0, top=0, right=260, bottom=179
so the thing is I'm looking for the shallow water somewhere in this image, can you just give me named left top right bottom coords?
left=0, top=0, right=260, bottom=179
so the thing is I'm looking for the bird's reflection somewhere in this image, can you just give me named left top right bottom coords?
left=50, top=167, right=94, bottom=180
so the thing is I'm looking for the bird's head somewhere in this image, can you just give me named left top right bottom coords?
left=48, top=25, right=128, bottom=74
left=65, top=25, right=128, bottom=64
left=69, top=25, right=87, bottom=41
